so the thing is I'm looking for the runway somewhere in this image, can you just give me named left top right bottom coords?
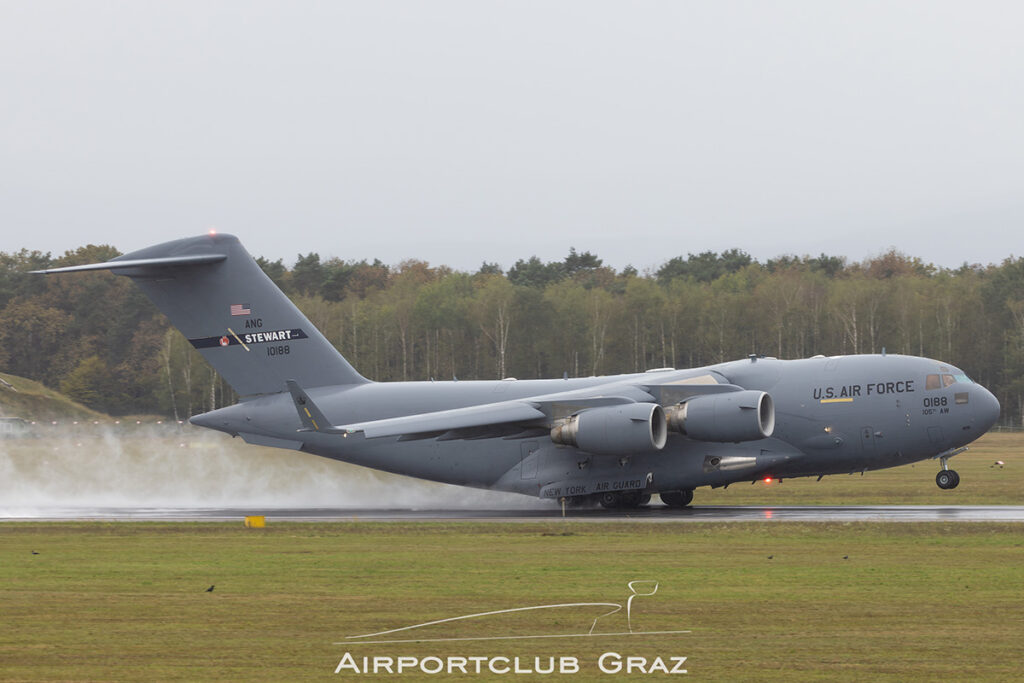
left=3, top=505, right=1023, bottom=522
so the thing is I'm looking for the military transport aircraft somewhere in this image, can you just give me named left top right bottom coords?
left=35, top=233, right=1001, bottom=508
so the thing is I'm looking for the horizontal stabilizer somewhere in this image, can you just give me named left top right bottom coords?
left=31, top=254, right=226, bottom=274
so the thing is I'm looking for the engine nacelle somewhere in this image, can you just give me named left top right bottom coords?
left=550, top=402, right=668, bottom=455
left=666, top=390, right=774, bottom=442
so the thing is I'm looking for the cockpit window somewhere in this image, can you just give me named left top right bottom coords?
left=927, top=372, right=973, bottom=390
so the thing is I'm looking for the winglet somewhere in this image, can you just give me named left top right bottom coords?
left=286, top=380, right=343, bottom=434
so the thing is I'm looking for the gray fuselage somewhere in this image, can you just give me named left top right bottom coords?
left=192, top=353, right=1000, bottom=500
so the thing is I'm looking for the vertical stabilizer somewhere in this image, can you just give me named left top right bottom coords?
left=37, top=233, right=368, bottom=397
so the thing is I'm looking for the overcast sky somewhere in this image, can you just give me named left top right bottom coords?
left=1, top=1, right=1022, bottom=272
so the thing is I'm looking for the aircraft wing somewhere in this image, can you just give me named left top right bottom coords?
left=287, top=380, right=659, bottom=440
left=287, top=371, right=752, bottom=441
left=336, top=400, right=549, bottom=439
left=288, top=378, right=552, bottom=438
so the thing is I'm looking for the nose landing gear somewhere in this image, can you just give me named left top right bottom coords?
left=936, top=469, right=960, bottom=489
left=935, top=450, right=963, bottom=489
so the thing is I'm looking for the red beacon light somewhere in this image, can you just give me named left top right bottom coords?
left=763, top=477, right=774, bottom=485
left=208, top=228, right=217, bottom=236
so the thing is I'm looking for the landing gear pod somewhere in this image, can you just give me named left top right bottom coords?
left=551, top=403, right=668, bottom=455
left=666, top=390, right=775, bottom=442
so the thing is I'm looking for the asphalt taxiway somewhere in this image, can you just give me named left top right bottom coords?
left=2, top=505, right=1023, bottom=522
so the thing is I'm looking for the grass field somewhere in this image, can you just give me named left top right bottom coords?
left=2, top=521, right=1022, bottom=682
left=2, top=432, right=1023, bottom=681
left=0, top=372, right=106, bottom=423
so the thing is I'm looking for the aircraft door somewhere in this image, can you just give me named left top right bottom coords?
left=520, top=441, right=540, bottom=479
left=861, top=426, right=875, bottom=453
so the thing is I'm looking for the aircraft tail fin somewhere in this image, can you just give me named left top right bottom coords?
left=35, top=233, right=369, bottom=398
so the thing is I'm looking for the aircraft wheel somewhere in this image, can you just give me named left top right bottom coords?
left=936, top=470, right=959, bottom=490
left=660, top=491, right=681, bottom=506
left=598, top=492, right=622, bottom=509
left=660, top=489, right=694, bottom=508
left=948, top=470, right=960, bottom=489
left=618, top=491, right=647, bottom=508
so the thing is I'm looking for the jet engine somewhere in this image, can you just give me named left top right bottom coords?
left=666, top=390, right=774, bottom=442
left=550, top=402, right=668, bottom=455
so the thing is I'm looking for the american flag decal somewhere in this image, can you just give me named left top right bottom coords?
left=230, top=303, right=251, bottom=316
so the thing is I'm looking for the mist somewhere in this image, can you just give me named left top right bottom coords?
left=0, top=424, right=545, bottom=517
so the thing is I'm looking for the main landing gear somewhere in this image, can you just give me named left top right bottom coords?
left=597, top=491, right=652, bottom=509
left=659, top=489, right=694, bottom=508
left=584, top=489, right=694, bottom=509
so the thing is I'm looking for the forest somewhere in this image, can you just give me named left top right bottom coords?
left=2, top=242, right=1023, bottom=425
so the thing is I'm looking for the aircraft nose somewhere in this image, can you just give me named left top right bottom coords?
left=974, top=385, right=1001, bottom=432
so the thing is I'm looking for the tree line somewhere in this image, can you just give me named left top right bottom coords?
left=1, top=243, right=1023, bottom=425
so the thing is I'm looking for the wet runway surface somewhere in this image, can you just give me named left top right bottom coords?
left=3, top=505, right=1023, bottom=522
